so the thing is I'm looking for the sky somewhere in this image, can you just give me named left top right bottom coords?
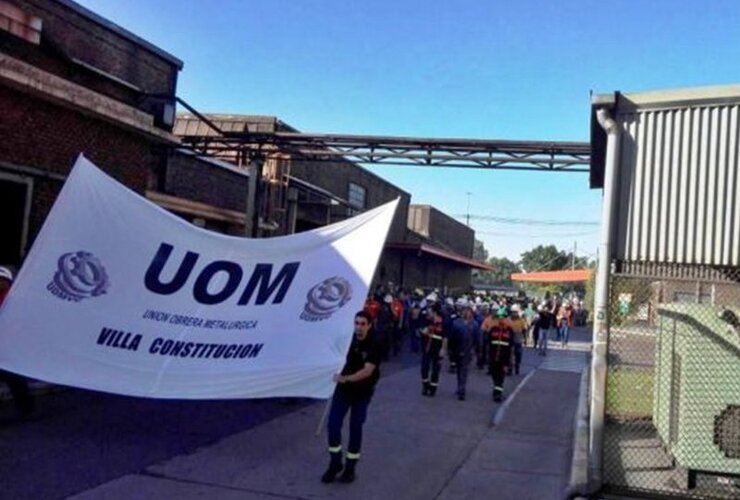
left=79, top=0, right=740, bottom=261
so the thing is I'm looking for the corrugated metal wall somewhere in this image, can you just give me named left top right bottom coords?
left=614, top=103, right=740, bottom=266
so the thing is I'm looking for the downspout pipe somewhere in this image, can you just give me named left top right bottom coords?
left=588, top=107, right=621, bottom=493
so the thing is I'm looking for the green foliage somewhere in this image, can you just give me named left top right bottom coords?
left=486, top=256, right=521, bottom=285
left=473, top=239, right=489, bottom=262
left=519, top=245, right=570, bottom=272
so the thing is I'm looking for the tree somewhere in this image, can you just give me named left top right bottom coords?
left=473, top=239, right=489, bottom=263
left=519, top=245, right=569, bottom=273
left=564, top=252, right=591, bottom=270
left=487, top=257, right=520, bottom=285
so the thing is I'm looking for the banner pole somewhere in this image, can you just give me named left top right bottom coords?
left=315, top=397, right=332, bottom=436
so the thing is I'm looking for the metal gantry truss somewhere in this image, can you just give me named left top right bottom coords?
left=181, top=132, right=590, bottom=171
left=172, top=100, right=592, bottom=236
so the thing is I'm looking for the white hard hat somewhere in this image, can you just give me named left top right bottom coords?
left=0, top=267, right=13, bottom=282
left=511, top=304, right=521, bottom=313
left=384, top=294, right=393, bottom=304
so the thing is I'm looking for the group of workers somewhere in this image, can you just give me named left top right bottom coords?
left=322, top=288, right=580, bottom=484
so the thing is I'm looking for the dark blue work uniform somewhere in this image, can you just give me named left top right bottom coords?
left=327, top=332, right=382, bottom=465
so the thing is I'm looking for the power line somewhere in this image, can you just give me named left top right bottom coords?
left=476, top=230, right=598, bottom=238
left=454, top=214, right=599, bottom=226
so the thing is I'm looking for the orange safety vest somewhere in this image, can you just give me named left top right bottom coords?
left=489, top=325, right=512, bottom=363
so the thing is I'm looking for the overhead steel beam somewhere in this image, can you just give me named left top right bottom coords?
left=179, top=130, right=591, bottom=172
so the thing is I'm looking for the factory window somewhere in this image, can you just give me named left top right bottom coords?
left=347, top=182, right=366, bottom=216
left=0, top=1, right=42, bottom=45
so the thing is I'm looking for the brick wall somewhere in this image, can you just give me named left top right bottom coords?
left=398, top=254, right=471, bottom=293
left=408, top=205, right=474, bottom=257
left=165, top=152, right=248, bottom=213
left=0, top=85, right=155, bottom=246
left=3, top=0, right=179, bottom=123
left=290, top=158, right=410, bottom=243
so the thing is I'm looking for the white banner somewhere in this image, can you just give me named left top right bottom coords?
left=0, top=156, right=397, bottom=399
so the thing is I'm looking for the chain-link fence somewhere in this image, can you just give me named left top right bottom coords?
left=602, top=267, right=740, bottom=499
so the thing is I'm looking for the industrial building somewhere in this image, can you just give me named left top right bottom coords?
left=173, top=115, right=492, bottom=292
left=0, top=0, right=488, bottom=292
left=590, top=85, right=740, bottom=498
left=0, top=0, right=181, bottom=267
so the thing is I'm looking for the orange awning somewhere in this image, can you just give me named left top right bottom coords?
left=510, top=269, right=592, bottom=283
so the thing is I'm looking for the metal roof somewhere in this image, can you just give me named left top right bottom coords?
left=386, top=242, right=494, bottom=271
left=591, top=84, right=740, bottom=266
left=174, top=114, right=283, bottom=137
left=511, top=270, right=592, bottom=283
left=590, top=84, right=740, bottom=188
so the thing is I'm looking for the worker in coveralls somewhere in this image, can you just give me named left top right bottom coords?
left=421, top=303, right=447, bottom=397
left=507, top=304, right=528, bottom=375
left=449, top=301, right=479, bottom=401
left=489, top=309, right=513, bottom=402
left=322, top=310, right=382, bottom=484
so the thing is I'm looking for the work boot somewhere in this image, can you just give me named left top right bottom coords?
left=320, top=453, right=343, bottom=483
left=515, top=365, right=520, bottom=375
left=429, top=385, right=437, bottom=397
left=457, top=392, right=465, bottom=401
left=339, top=458, right=357, bottom=483
left=422, top=382, right=430, bottom=396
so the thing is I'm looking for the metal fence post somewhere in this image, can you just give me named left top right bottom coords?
left=589, top=107, right=621, bottom=490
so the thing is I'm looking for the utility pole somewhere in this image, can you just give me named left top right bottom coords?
left=465, top=192, right=472, bottom=226
left=572, top=241, right=577, bottom=269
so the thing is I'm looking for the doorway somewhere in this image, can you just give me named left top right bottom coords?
left=0, top=173, right=32, bottom=267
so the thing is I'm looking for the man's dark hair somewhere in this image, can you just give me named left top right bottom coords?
left=355, top=311, right=373, bottom=324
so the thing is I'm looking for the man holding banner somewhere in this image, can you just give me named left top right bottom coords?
left=322, top=310, right=381, bottom=484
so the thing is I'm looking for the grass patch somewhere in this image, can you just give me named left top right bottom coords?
left=606, top=368, right=654, bottom=418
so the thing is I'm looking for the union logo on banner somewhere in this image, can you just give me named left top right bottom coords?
left=47, top=251, right=109, bottom=302
left=300, top=276, right=353, bottom=322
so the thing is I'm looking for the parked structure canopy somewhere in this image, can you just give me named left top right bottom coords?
left=511, top=269, right=592, bottom=283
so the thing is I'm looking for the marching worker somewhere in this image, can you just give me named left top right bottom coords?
left=376, top=294, right=396, bottom=360
left=488, top=309, right=513, bottom=402
left=477, top=303, right=493, bottom=370
left=508, top=305, right=528, bottom=375
left=443, top=299, right=459, bottom=373
left=0, top=266, right=35, bottom=418
left=522, top=302, right=537, bottom=346
left=322, top=311, right=382, bottom=484
left=536, top=302, right=554, bottom=356
left=363, top=294, right=381, bottom=324
left=450, top=302, right=479, bottom=400
left=391, top=292, right=405, bottom=356
left=421, top=304, right=446, bottom=397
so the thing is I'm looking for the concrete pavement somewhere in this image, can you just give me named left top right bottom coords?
left=69, top=329, right=590, bottom=500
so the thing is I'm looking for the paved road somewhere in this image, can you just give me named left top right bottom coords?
left=0, top=388, right=314, bottom=500
left=1, top=328, right=591, bottom=500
